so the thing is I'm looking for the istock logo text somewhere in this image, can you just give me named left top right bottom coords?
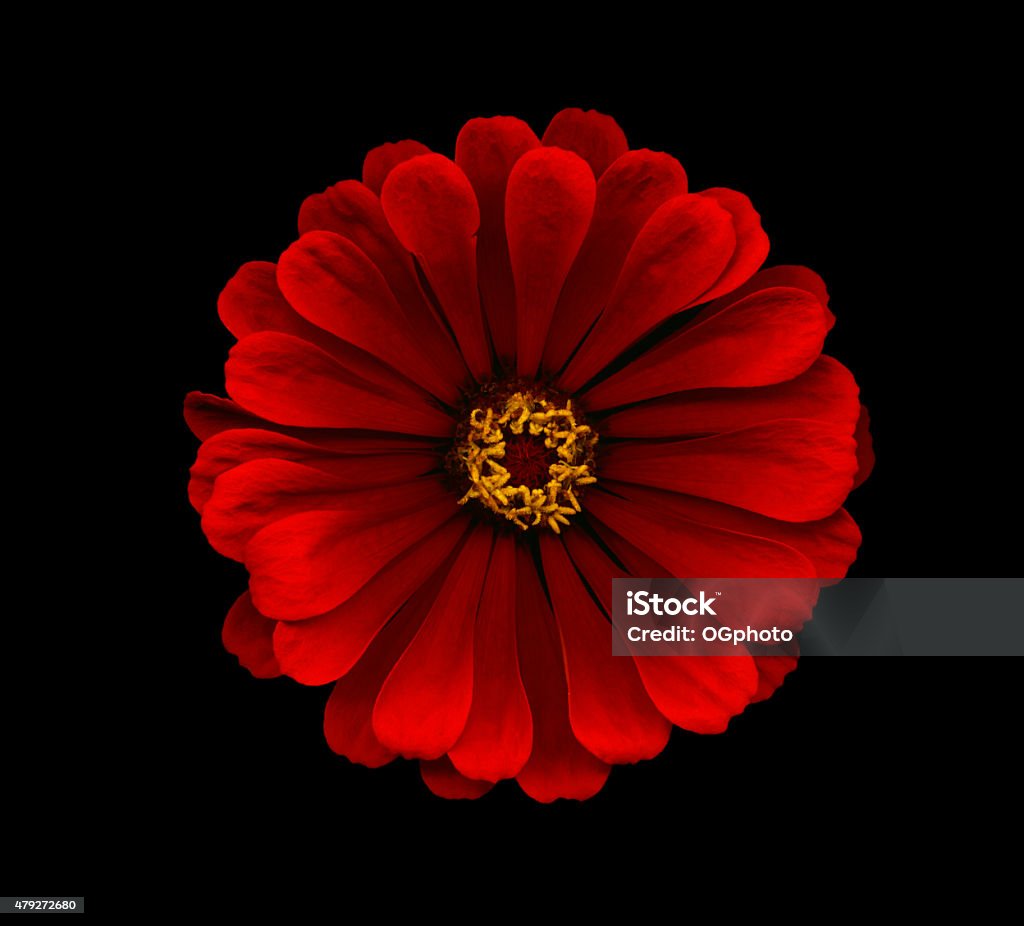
left=626, top=590, right=719, bottom=617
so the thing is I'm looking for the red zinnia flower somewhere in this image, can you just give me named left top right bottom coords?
left=186, top=108, right=873, bottom=801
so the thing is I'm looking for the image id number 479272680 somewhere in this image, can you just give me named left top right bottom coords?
left=0, top=898, right=83, bottom=913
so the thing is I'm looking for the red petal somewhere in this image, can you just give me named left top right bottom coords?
left=362, top=139, right=432, bottom=195
left=543, top=149, right=689, bottom=374
left=225, top=332, right=454, bottom=436
left=540, top=535, right=670, bottom=764
left=592, top=501, right=817, bottom=634
left=273, top=519, right=468, bottom=685
left=189, top=428, right=317, bottom=512
left=222, top=591, right=280, bottom=679
left=853, top=405, right=874, bottom=489
left=632, top=652, right=759, bottom=734
left=188, top=427, right=436, bottom=513
left=183, top=394, right=447, bottom=443
left=245, top=488, right=456, bottom=619
left=323, top=567, right=446, bottom=768
left=600, top=356, right=860, bottom=439
left=184, top=392, right=273, bottom=440
left=218, top=261, right=319, bottom=342
left=588, top=518, right=670, bottom=578
left=217, top=261, right=428, bottom=403
left=297, top=180, right=469, bottom=375
left=584, top=286, right=829, bottom=410
left=455, top=116, right=540, bottom=366
left=600, top=419, right=857, bottom=521
left=277, top=231, right=462, bottom=403
left=558, top=524, right=636, bottom=609
left=380, top=154, right=491, bottom=380
left=514, top=545, right=610, bottom=802
left=562, top=529, right=760, bottom=734
left=420, top=756, right=495, bottom=800
left=201, top=458, right=439, bottom=561
left=751, top=655, right=798, bottom=703
left=372, top=525, right=493, bottom=759
left=702, top=264, right=834, bottom=329
left=559, top=194, right=735, bottom=392
left=604, top=482, right=862, bottom=580
left=448, top=533, right=532, bottom=782
left=506, top=148, right=596, bottom=378
left=694, top=188, right=769, bottom=303
left=541, top=108, right=628, bottom=178
left=586, top=489, right=816, bottom=577
left=184, top=392, right=439, bottom=451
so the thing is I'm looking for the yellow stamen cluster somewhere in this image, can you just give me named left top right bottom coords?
left=455, top=391, right=597, bottom=533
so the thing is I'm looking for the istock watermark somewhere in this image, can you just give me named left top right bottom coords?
left=626, top=589, right=720, bottom=617
left=611, top=578, right=1024, bottom=656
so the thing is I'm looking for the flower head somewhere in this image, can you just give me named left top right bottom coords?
left=187, top=108, right=873, bottom=801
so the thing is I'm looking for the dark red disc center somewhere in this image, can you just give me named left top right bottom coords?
left=503, top=435, right=556, bottom=487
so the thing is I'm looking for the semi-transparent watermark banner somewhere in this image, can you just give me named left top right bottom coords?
left=611, top=579, right=1024, bottom=656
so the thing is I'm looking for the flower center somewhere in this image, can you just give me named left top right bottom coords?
left=450, top=385, right=598, bottom=533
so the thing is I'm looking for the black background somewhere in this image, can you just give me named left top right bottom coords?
left=15, top=63, right=1018, bottom=897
